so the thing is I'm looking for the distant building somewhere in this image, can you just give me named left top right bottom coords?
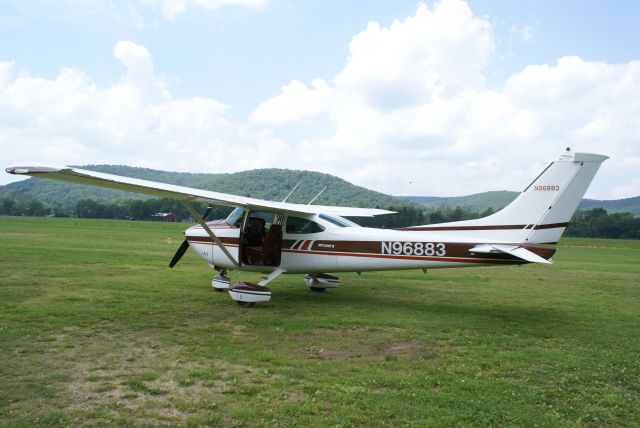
left=151, top=212, right=177, bottom=222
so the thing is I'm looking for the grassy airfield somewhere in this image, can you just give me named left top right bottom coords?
left=0, top=216, right=639, bottom=427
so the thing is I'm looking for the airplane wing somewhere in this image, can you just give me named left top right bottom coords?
left=469, top=244, right=552, bottom=264
left=5, top=165, right=395, bottom=217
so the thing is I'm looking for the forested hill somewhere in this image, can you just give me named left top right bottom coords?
left=3, top=165, right=637, bottom=216
left=404, top=192, right=640, bottom=216
left=0, top=165, right=420, bottom=209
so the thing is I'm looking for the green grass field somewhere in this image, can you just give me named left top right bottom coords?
left=1, top=216, right=639, bottom=427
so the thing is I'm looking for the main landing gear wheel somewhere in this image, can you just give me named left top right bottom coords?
left=304, top=274, right=340, bottom=292
left=236, top=301, right=255, bottom=307
left=212, top=270, right=230, bottom=292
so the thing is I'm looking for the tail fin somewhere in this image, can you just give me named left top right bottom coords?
left=404, top=151, right=608, bottom=244
left=485, top=151, right=608, bottom=243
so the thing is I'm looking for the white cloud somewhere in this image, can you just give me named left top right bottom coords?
left=335, top=1, right=494, bottom=106
left=112, top=40, right=169, bottom=101
left=2, top=0, right=639, bottom=201
left=251, top=79, right=335, bottom=125
left=0, top=40, right=285, bottom=183
left=249, top=0, right=640, bottom=199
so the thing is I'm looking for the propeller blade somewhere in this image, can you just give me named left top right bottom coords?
left=170, top=205, right=212, bottom=268
left=169, top=239, right=190, bottom=268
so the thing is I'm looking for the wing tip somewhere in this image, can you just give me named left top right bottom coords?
left=6, top=165, right=65, bottom=175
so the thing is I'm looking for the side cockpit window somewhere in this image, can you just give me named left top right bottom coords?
left=286, top=216, right=326, bottom=234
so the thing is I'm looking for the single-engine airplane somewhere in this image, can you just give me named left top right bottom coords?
left=6, top=149, right=607, bottom=306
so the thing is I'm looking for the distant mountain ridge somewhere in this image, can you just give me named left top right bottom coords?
left=403, top=192, right=640, bottom=216
left=1, top=165, right=637, bottom=216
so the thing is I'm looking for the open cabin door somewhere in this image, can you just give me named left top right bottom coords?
left=239, top=210, right=283, bottom=267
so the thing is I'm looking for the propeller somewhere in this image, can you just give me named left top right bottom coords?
left=169, top=239, right=190, bottom=268
left=169, top=205, right=214, bottom=268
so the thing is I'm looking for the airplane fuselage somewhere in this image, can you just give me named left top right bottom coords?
left=185, top=218, right=556, bottom=275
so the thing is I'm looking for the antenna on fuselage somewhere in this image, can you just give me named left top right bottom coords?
left=307, top=187, right=327, bottom=205
left=282, top=181, right=301, bottom=203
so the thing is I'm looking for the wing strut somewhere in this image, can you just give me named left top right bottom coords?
left=181, top=200, right=240, bottom=268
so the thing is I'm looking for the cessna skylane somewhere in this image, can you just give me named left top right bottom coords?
left=6, top=149, right=607, bottom=306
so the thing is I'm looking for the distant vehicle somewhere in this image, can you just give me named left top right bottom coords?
left=151, top=212, right=177, bottom=222
left=6, top=149, right=607, bottom=307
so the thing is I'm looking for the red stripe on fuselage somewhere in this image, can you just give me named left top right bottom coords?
left=281, top=248, right=523, bottom=264
left=300, top=240, right=312, bottom=250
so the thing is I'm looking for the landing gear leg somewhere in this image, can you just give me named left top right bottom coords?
left=212, top=268, right=230, bottom=292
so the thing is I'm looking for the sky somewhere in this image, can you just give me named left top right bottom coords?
left=1, top=0, right=639, bottom=199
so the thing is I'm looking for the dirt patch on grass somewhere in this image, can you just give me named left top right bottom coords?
left=0, top=232, right=54, bottom=237
left=217, top=321, right=250, bottom=339
left=32, top=331, right=277, bottom=425
left=305, top=340, right=440, bottom=361
left=293, top=327, right=441, bottom=361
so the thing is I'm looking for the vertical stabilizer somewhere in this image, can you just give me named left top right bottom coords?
left=403, top=150, right=608, bottom=244
left=488, top=151, right=608, bottom=243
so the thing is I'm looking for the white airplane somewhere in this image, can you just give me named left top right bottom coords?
left=6, top=149, right=607, bottom=306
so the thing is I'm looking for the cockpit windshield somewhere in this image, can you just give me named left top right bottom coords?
left=225, top=207, right=245, bottom=227
left=319, top=213, right=361, bottom=228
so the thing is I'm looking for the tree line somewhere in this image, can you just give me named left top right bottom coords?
left=1, top=195, right=639, bottom=239
left=0, top=195, right=231, bottom=222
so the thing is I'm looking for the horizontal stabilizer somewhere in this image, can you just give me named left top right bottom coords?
left=469, top=244, right=552, bottom=264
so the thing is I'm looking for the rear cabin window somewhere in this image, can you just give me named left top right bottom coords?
left=286, top=216, right=326, bottom=234
left=319, top=213, right=360, bottom=227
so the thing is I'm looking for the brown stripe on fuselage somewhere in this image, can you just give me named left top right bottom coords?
left=397, top=224, right=527, bottom=231
left=300, top=240, right=312, bottom=250
left=308, top=240, right=555, bottom=261
left=533, top=222, right=569, bottom=230
left=282, top=239, right=298, bottom=249
left=281, top=248, right=527, bottom=264
left=185, top=235, right=556, bottom=263
left=397, top=222, right=568, bottom=232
